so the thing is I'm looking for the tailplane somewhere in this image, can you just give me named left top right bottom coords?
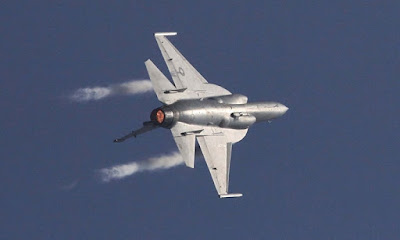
left=145, top=59, right=177, bottom=104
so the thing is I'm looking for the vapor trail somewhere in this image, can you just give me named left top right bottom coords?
left=99, top=151, right=184, bottom=182
left=70, top=80, right=153, bottom=102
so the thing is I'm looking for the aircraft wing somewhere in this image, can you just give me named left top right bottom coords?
left=197, top=135, right=236, bottom=197
left=153, top=32, right=231, bottom=101
left=170, top=122, right=247, bottom=198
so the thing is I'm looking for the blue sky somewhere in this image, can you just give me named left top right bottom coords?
left=1, top=1, right=399, bottom=239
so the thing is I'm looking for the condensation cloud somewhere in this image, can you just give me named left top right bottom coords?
left=70, top=80, right=153, bottom=102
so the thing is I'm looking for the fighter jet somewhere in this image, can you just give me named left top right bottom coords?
left=114, top=32, right=288, bottom=198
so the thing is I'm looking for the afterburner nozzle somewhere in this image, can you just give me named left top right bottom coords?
left=150, top=106, right=175, bottom=128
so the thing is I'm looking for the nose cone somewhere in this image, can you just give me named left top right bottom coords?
left=282, top=104, right=289, bottom=113
left=279, top=104, right=289, bottom=116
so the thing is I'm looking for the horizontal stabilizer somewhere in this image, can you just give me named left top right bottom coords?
left=219, top=193, right=243, bottom=198
left=145, top=59, right=176, bottom=104
left=173, top=135, right=196, bottom=168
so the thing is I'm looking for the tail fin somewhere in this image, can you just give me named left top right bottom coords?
left=145, top=59, right=177, bottom=104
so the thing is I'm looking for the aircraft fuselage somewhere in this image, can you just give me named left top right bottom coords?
left=151, top=96, right=288, bottom=130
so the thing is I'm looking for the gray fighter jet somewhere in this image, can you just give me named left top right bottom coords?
left=114, top=32, right=288, bottom=198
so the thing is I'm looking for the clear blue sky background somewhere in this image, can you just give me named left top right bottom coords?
left=1, top=1, right=399, bottom=239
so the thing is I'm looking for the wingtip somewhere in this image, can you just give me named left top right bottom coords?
left=154, top=32, right=177, bottom=37
left=219, top=193, right=243, bottom=198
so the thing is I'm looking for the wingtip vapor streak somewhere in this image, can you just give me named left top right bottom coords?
left=114, top=32, right=289, bottom=198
